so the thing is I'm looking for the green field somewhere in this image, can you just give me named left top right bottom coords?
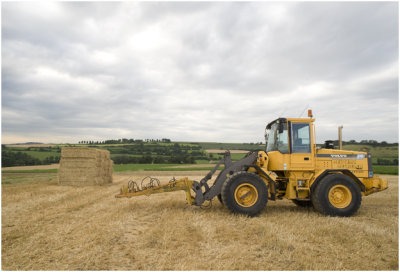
left=113, top=163, right=181, bottom=172
left=198, top=142, right=265, bottom=151
left=343, top=144, right=398, bottom=164
left=372, top=165, right=398, bottom=175
left=209, top=153, right=248, bottom=161
left=113, top=164, right=224, bottom=172
left=21, top=151, right=59, bottom=160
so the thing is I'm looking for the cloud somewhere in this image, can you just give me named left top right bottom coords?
left=1, top=2, right=398, bottom=144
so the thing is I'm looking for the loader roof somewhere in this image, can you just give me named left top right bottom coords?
left=266, top=118, right=286, bottom=129
left=266, top=117, right=315, bottom=129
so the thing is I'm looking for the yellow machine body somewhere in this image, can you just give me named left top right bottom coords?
left=256, top=117, right=388, bottom=201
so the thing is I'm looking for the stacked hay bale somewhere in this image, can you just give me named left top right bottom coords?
left=58, top=147, right=113, bottom=186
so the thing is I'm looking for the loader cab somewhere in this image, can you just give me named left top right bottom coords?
left=265, top=117, right=315, bottom=170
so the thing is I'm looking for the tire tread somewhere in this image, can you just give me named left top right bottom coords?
left=311, top=173, right=362, bottom=217
left=221, top=171, right=268, bottom=217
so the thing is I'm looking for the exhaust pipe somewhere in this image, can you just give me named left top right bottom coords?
left=338, top=125, right=343, bottom=150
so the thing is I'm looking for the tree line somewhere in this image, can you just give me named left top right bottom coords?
left=2, top=151, right=60, bottom=167
left=112, top=154, right=196, bottom=164
left=79, top=138, right=171, bottom=144
left=1, top=150, right=199, bottom=167
left=342, top=140, right=397, bottom=146
left=377, top=158, right=398, bottom=166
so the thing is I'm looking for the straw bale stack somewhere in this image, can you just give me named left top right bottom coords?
left=58, top=147, right=113, bottom=186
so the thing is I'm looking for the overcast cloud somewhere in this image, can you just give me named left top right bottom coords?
left=1, top=2, right=398, bottom=144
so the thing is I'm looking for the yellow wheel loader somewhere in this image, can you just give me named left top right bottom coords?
left=116, top=112, right=388, bottom=217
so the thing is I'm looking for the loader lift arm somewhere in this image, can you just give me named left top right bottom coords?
left=115, top=151, right=259, bottom=206
left=193, top=151, right=259, bottom=205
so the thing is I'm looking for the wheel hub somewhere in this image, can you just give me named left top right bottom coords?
left=234, top=183, right=258, bottom=207
left=328, top=185, right=352, bottom=208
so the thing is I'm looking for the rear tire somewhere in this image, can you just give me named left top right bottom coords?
left=311, top=174, right=361, bottom=217
left=292, top=199, right=313, bottom=207
left=221, top=171, right=268, bottom=217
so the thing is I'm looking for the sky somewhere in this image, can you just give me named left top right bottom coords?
left=1, top=1, right=399, bottom=144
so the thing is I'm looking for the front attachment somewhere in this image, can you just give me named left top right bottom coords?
left=116, top=176, right=195, bottom=205
left=115, top=151, right=260, bottom=207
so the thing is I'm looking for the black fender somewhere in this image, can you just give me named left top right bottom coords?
left=311, top=169, right=366, bottom=193
left=245, top=164, right=277, bottom=201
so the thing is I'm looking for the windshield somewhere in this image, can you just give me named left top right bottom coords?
left=265, top=122, right=288, bottom=153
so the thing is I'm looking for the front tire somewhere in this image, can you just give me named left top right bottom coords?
left=311, top=174, right=362, bottom=217
left=221, top=171, right=268, bottom=217
left=217, top=194, right=224, bottom=205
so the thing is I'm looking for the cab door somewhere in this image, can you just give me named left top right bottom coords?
left=289, top=122, right=314, bottom=170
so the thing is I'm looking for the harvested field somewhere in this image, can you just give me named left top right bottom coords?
left=169, top=163, right=215, bottom=168
left=1, top=172, right=398, bottom=270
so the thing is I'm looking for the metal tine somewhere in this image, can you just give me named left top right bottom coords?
left=141, top=176, right=161, bottom=190
left=127, top=180, right=140, bottom=193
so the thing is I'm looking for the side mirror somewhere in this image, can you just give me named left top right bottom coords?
left=278, top=123, right=284, bottom=134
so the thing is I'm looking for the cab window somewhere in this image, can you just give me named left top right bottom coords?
left=277, top=123, right=289, bottom=153
left=291, top=123, right=311, bottom=153
left=266, top=122, right=289, bottom=153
